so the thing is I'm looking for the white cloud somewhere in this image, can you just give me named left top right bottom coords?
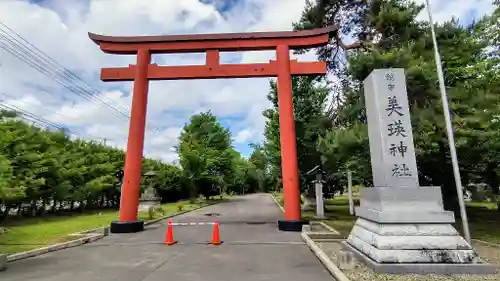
left=0, top=0, right=492, bottom=164
left=234, top=128, right=255, bottom=144
left=414, top=0, right=493, bottom=23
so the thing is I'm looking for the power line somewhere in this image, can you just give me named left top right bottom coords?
left=0, top=102, right=74, bottom=135
left=0, top=93, right=120, bottom=143
left=0, top=91, right=87, bottom=124
left=0, top=20, right=167, bottom=138
left=0, top=101, right=112, bottom=143
left=0, top=19, right=131, bottom=113
left=0, top=26, right=130, bottom=120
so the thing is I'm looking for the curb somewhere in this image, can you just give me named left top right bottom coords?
left=4, top=199, right=225, bottom=263
left=72, top=200, right=223, bottom=236
left=7, top=233, right=103, bottom=262
left=318, top=222, right=340, bottom=235
left=472, top=239, right=500, bottom=248
left=74, top=226, right=108, bottom=235
left=270, top=193, right=285, bottom=213
left=272, top=193, right=349, bottom=280
left=143, top=200, right=222, bottom=226
left=301, top=232, right=351, bottom=281
left=269, top=193, right=340, bottom=235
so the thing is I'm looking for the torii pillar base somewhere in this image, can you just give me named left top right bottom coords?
left=110, top=220, right=144, bottom=234
left=278, top=220, right=309, bottom=232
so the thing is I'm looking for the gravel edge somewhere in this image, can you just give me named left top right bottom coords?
left=317, top=240, right=500, bottom=281
left=301, top=232, right=351, bottom=281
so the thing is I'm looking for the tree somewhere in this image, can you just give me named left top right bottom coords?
left=0, top=109, right=184, bottom=222
left=177, top=111, right=234, bottom=199
left=225, top=148, right=252, bottom=195
left=262, top=76, right=332, bottom=198
left=296, top=0, right=500, bottom=213
left=318, top=123, right=372, bottom=189
left=247, top=143, right=270, bottom=193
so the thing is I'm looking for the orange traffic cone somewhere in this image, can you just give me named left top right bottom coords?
left=165, top=220, right=176, bottom=245
left=211, top=220, right=222, bottom=245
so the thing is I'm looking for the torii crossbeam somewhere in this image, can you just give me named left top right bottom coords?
left=89, top=26, right=337, bottom=234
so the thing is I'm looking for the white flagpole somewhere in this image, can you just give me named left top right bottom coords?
left=425, top=0, right=471, bottom=244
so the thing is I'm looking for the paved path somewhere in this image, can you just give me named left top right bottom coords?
left=1, top=193, right=333, bottom=281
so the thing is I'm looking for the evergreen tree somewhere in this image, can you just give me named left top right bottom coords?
left=262, top=76, right=332, bottom=194
left=294, top=0, right=500, bottom=212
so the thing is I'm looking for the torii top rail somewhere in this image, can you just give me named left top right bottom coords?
left=88, top=26, right=337, bottom=81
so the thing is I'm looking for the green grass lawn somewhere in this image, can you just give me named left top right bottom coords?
left=467, top=201, right=498, bottom=210
left=0, top=197, right=226, bottom=254
left=272, top=192, right=500, bottom=243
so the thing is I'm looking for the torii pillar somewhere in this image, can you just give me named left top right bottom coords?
left=89, top=26, right=337, bottom=233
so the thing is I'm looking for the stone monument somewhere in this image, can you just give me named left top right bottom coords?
left=343, top=68, right=496, bottom=274
left=138, top=186, right=161, bottom=211
left=136, top=171, right=161, bottom=213
left=347, top=171, right=355, bottom=215
left=312, top=171, right=326, bottom=219
left=303, top=165, right=326, bottom=218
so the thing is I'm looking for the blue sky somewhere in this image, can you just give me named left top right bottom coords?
left=0, top=0, right=495, bottom=162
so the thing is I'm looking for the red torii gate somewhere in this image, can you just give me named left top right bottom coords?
left=89, top=26, right=336, bottom=233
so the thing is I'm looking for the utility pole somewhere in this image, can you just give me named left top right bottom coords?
left=425, top=0, right=471, bottom=244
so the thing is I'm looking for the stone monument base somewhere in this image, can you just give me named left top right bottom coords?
left=138, top=201, right=161, bottom=212
left=342, top=241, right=496, bottom=275
left=344, top=186, right=497, bottom=275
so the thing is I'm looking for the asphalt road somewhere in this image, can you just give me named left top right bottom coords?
left=1, top=193, right=334, bottom=281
